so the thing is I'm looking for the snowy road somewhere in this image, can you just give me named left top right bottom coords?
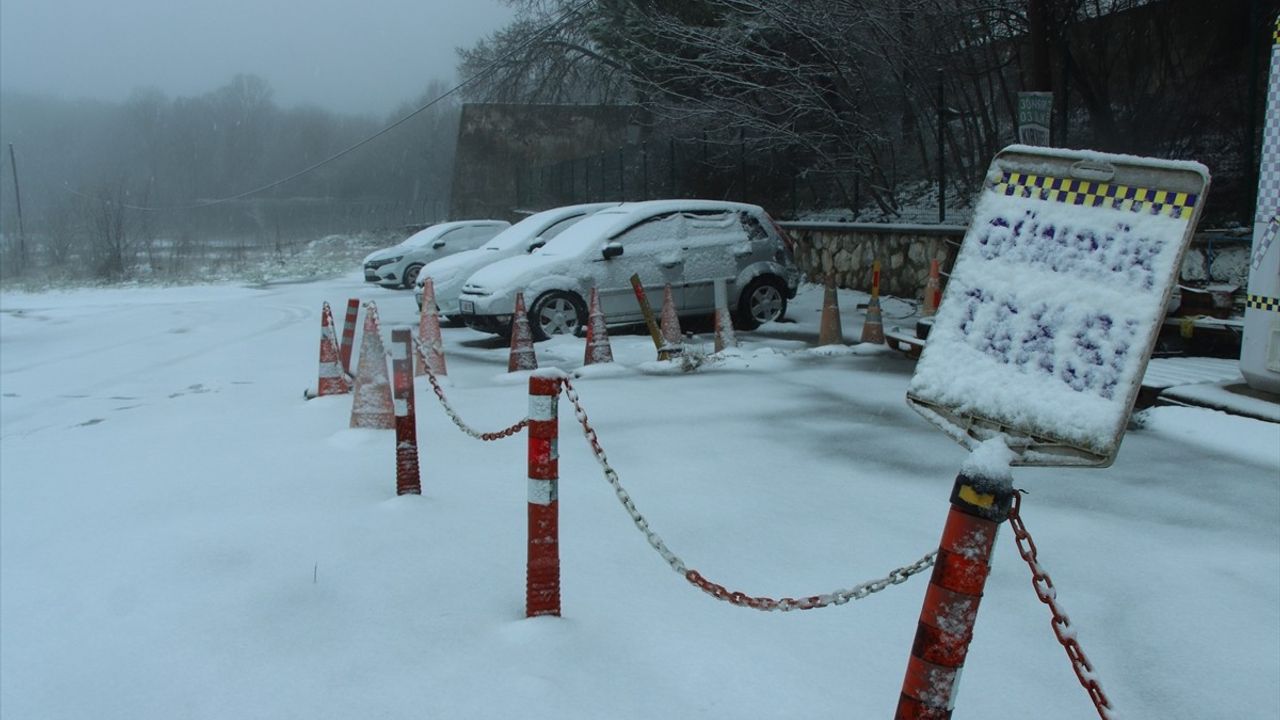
left=2, top=275, right=1277, bottom=719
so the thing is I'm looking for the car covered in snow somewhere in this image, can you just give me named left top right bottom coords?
left=362, top=220, right=510, bottom=288
left=413, top=202, right=619, bottom=315
left=456, top=199, right=799, bottom=341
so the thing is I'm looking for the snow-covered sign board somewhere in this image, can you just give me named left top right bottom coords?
left=907, top=146, right=1210, bottom=467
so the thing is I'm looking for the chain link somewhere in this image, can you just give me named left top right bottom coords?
left=561, top=376, right=936, bottom=612
left=412, top=337, right=528, bottom=441
left=1009, top=491, right=1116, bottom=720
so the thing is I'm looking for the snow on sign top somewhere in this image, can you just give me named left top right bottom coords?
left=907, top=146, right=1210, bottom=467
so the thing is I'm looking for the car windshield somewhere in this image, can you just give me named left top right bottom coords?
left=478, top=215, right=548, bottom=252
left=536, top=211, right=626, bottom=255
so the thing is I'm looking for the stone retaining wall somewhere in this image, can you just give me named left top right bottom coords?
left=781, top=222, right=1252, bottom=302
left=780, top=222, right=965, bottom=301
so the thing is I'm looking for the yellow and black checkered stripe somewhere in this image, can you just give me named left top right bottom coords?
left=991, top=172, right=1198, bottom=220
left=1248, top=293, right=1280, bottom=312
left=1273, top=13, right=1278, bottom=45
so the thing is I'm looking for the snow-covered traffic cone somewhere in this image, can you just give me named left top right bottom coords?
left=713, top=278, right=737, bottom=353
left=415, top=277, right=447, bottom=377
left=922, top=258, right=941, bottom=318
left=508, top=292, right=538, bottom=372
left=313, top=302, right=352, bottom=397
left=860, top=260, right=885, bottom=345
left=583, top=287, right=614, bottom=365
left=818, top=272, right=844, bottom=346
left=350, top=302, right=395, bottom=428
left=658, top=283, right=683, bottom=359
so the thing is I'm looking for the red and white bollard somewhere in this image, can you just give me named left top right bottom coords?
left=390, top=328, right=421, bottom=496
left=895, top=471, right=1014, bottom=719
left=526, top=372, right=562, bottom=617
left=339, top=298, right=360, bottom=374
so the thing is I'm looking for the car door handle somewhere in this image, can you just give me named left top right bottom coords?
left=661, top=259, right=684, bottom=268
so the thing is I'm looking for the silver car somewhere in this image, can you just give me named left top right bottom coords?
left=362, top=220, right=509, bottom=289
left=413, top=203, right=618, bottom=315
left=456, top=200, right=799, bottom=340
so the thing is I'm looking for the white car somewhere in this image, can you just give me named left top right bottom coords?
left=456, top=200, right=800, bottom=341
left=413, top=202, right=619, bottom=315
left=362, top=220, right=510, bottom=289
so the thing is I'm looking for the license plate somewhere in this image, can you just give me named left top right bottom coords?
left=459, top=300, right=475, bottom=314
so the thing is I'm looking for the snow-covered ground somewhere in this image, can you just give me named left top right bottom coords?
left=2, top=273, right=1277, bottom=719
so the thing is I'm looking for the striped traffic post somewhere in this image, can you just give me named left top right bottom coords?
left=526, top=372, right=562, bottom=617
left=895, top=471, right=1014, bottom=719
left=339, top=298, right=360, bottom=374
left=390, top=328, right=421, bottom=496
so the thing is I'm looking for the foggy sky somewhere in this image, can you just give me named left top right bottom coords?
left=0, top=0, right=516, bottom=115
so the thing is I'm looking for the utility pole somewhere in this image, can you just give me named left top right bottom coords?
left=8, top=144, right=27, bottom=272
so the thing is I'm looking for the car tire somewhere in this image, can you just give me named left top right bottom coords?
left=402, top=264, right=424, bottom=289
left=735, top=276, right=788, bottom=330
left=529, top=291, right=587, bottom=342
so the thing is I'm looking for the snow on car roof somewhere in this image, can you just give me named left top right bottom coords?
left=538, top=199, right=767, bottom=255
left=403, top=219, right=509, bottom=246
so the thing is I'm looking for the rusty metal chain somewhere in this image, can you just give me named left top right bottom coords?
left=1009, top=491, right=1116, bottom=720
left=412, top=336, right=528, bottom=441
left=560, top=376, right=937, bottom=611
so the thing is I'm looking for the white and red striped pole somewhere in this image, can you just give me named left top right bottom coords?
left=339, top=298, right=359, bottom=374
left=390, top=328, right=421, bottom=496
left=895, top=471, right=1014, bottom=718
left=526, top=372, right=562, bottom=617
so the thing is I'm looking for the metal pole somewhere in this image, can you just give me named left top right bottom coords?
left=8, top=143, right=27, bottom=270
left=642, top=141, right=649, bottom=200
left=669, top=138, right=676, bottom=197
left=937, top=69, right=947, bottom=224
left=895, top=470, right=1014, bottom=718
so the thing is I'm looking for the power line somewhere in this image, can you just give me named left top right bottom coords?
left=52, top=0, right=593, bottom=213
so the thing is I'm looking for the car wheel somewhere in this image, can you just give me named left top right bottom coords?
left=402, top=264, right=424, bottom=289
left=735, top=276, right=788, bottom=330
left=529, top=291, right=586, bottom=342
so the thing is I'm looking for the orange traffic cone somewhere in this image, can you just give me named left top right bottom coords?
left=818, top=272, right=844, bottom=346
left=315, top=302, right=351, bottom=397
left=508, top=292, right=538, bottom=372
left=659, top=283, right=683, bottom=359
left=922, top=258, right=941, bottom=317
left=416, top=277, right=447, bottom=377
left=350, top=302, right=395, bottom=428
left=713, top=278, right=737, bottom=353
left=860, top=260, right=885, bottom=345
left=583, top=287, right=614, bottom=365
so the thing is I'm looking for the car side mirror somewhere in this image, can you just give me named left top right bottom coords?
left=432, top=240, right=446, bottom=249
left=602, top=242, right=624, bottom=260
left=528, top=241, right=546, bottom=253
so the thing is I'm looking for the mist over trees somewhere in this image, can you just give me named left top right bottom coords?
left=459, top=0, right=1263, bottom=223
left=0, top=0, right=1264, bottom=283
left=0, top=74, right=459, bottom=281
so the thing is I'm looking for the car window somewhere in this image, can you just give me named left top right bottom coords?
left=430, top=227, right=465, bottom=246
left=537, top=214, right=585, bottom=243
left=616, top=212, right=685, bottom=247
